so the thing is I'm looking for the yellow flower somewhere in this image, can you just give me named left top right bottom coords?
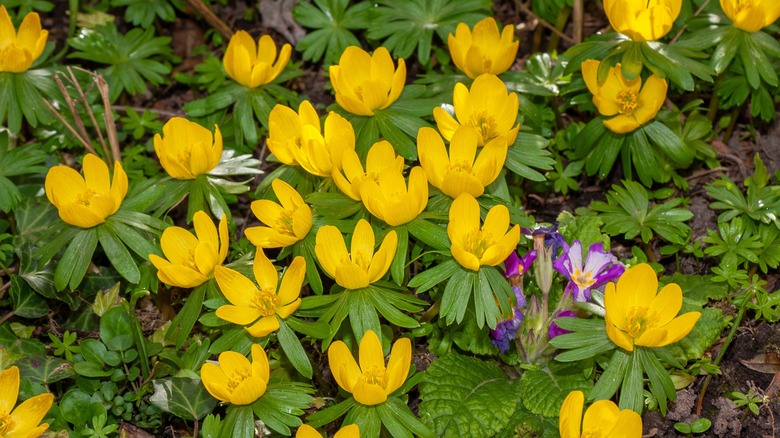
left=604, top=263, right=701, bottom=352
left=153, top=117, right=223, bottom=180
left=267, top=101, right=320, bottom=166
left=417, top=126, right=507, bottom=198
left=45, top=153, right=128, bottom=228
left=329, top=46, right=406, bottom=116
left=0, top=5, right=48, bottom=73
left=328, top=330, right=411, bottom=406
left=559, top=390, right=642, bottom=438
left=223, top=31, right=291, bottom=88
left=214, top=251, right=305, bottom=337
left=448, top=193, right=520, bottom=271
left=296, top=424, right=360, bottom=438
left=582, top=60, right=667, bottom=134
left=433, top=74, right=519, bottom=147
left=0, top=366, right=53, bottom=437
left=246, top=179, right=312, bottom=249
left=448, top=17, right=519, bottom=79
left=603, top=0, right=682, bottom=41
left=149, top=211, right=229, bottom=288
left=720, top=0, right=780, bottom=32
left=315, top=219, right=397, bottom=290
left=201, top=344, right=270, bottom=405
left=333, top=140, right=405, bottom=201
left=359, top=166, right=428, bottom=227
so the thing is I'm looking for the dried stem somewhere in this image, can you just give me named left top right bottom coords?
left=517, top=1, right=575, bottom=45
left=572, top=0, right=583, bottom=44
left=186, top=0, right=233, bottom=40
left=65, top=67, right=112, bottom=165
left=97, top=75, right=122, bottom=164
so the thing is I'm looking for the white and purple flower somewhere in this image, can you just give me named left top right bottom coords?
left=553, top=240, right=624, bottom=302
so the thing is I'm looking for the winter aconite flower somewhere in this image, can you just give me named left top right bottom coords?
left=605, top=263, right=701, bottom=352
left=245, top=179, right=312, bottom=249
left=603, top=0, right=682, bottom=41
left=554, top=240, right=624, bottom=302
left=559, top=390, right=642, bottom=438
left=45, top=153, right=128, bottom=228
left=214, top=251, right=305, bottom=337
left=154, top=117, right=223, bottom=180
left=359, top=166, right=428, bottom=226
left=329, top=46, right=406, bottom=116
left=448, top=193, right=520, bottom=271
left=418, top=126, right=507, bottom=198
left=0, top=5, right=48, bottom=73
left=296, top=424, right=360, bottom=438
left=720, top=0, right=780, bottom=32
left=201, top=344, right=270, bottom=405
left=433, top=74, right=519, bottom=147
left=582, top=60, right=667, bottom=134
left=315, top=219, right=397, bottom=289
left=267, top=101, right=356, bottom=176
left=448, top=17, right=519, bottom=78
left=149, top=211, right=229, bottom=288
left=0, top=366, right=54, bottom=437
left=223, top=31, right=291, bottom=88
left=328, top=330, right=411, bottom=406
left=333, top=140, right=405, bottom=201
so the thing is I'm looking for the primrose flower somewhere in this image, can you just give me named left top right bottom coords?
left=448, top=193, right=520, bottom=271
left=582, top=60, right=667, bottom=134
left=296, top=424, right=360, bottom=438
left=504, top=250, right=537, bottom=278
left=0, top=366, right=54, bottom=437
left=149, top=211, right=229, bottom=288
left=223, top=31, right=291, bottom=88
left=0, top=5, right=48, bottom=73
left=214, top=251, right=304, bottom=337
left=315, top=219, right=397, bottom=290
left=720, top=0, right=780, bottom=32
left=548, top=310, right=576, bottom=340
left=605, top=263, right=701, bottom=352
left=559, top=390, right=642, bottom=438
left=448, top=17, right=519, bottom=79
left=45, top=153, right=128, bottom=228
left=154, top=117, right=223, bottom=180
left=201, top=344, right=270, bottom=405
left=329, top=46, right=406, bottom=116
left=359, top=166, right=428, bottom=226
left=246, top=179, right=312, bottom=249
left=267, top=101, right=356, bottom=176
left=418, top=126, right=507, bottom=198
left=433, top=74, right=519, bottom=147
left=603, top=0, right=682, bottom=41
left=490, top=285, right=526, bottom=353
left=333, top=140, right=405, bottom=201
left=328, top=330, right=411, bottom=406
left=554, top=240, right=625, bottom=302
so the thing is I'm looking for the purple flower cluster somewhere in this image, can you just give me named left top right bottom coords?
left=490, top=285, right=526, bottom=353
left=553, top=240, right=624, bottom=302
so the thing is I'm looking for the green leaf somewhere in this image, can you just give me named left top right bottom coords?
left=100, top=306, right=134, bottom=351
left=150, top=377, right=218, bottom=420
left=520, top=362, right=593, bottom=417
left=407, top=258, right=457, bottom=292
left=503, top=133, right=554, bottom=182
left=589, top=348, right=630, bottom=401
left=419, top=353, right=521, bottom=437
left=97, top=225, right=140, bottom=283
left=10, top=276, right=49, bottom=318
left=277, top=318, right=313, bottom=378
left=166, top=281, right=208, bottom=348
left=440, top=268, right=475, bottom=325
left=407, top=218, right=450, bottom=250
left=251, top=383, right=314, bottom=435
left=16, top=355, right=75, bottom=384
left=669, top=308, right=727, bottom=361
left=293, top=0, right=371, bottom=65
left=54, top=228, right=98, bottom=291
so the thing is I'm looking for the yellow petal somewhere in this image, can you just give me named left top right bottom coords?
left=276, top=298, right=301, bottom=318
left=358, top=330, right=385, bottom=375
left=648, top=283, right=683, bottom=327
left=160, top=226, right=199, bottom=265
left=654, top=311, right=701, bottom=346
left=252, top=249, right=279, bottom=293
left=367, top=230, right=397, bottom=284
left=216, top=304, right=262, bottom=325
left=278, top=256, right=305, bottom=305
left=246, top=316, right=281, bottom=337
left=617, top=263, right=658, bottom=312
left=448, top=193, right=480, bottom=242
left=333, top=424, right=360, bottom=438
left=451, top=243, right=481, bottom=271
left=605, top=313, right=634, bottom=351
left=604, top=408, right=643, bottom=438
left=352, top=379, right=388, bottom=406
left=214, top=265, right=256, bottom=307
left=385, top=337, right=411, bottom=394
left=296, top=425, right=324, bottom=438
left=0, top=366, right=20, bottom=414
left=417, top=127, right=449, bottom=188
left=194, top=241, right=219, bottom=276
left=157, top=264, right=209, bottom=288
left=230, top=375, right=267, bottom=405
left=582, top=400, right=620, bottom=435
left=335, top=264, right=371, bottom=289
left=245, top=226, right=300, bottom=248
left=603, top=282, right=626, bottom=329
left=200, top=363, right=231, bottom=403
left=315, top=225, right=348, bottom=279
left=633, top=75, right=667, bottom=126
left=351, top=219, right=376, bottom=266
left=328, top=341, right=361, bottom=392
left=45, top=165, right=86, bottom=207
left=252, top=343, right=270, bottom=383
left=559, top=391, right=584, bottom=438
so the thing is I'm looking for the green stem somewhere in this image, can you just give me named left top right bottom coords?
left=50, top=0, right=79, bottom=64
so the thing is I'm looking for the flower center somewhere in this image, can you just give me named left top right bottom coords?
left=226, top=367, right=252, bottom=393
left=360, top=364, right=388, bottom=388
left=624, top=306, right=659, bottom=339
left=469, top=111, right=497, bottom=140
left=274, top=209, right=297, bottom=237
left=617, top=90, right=639, bottom=115
left=583, top=430, right=604, bottom=438
left=354, top=85, right=364, bottom=101
left=177, top=149, right=192, bottom=167
left=464, top=229, right=493, bottom=259
left=0, top=412, right=16, bottom=435
left=252, top=288, right=280, bottom=316
left=482, top=57, right=493, bottom=72
left=76, top=188, right=97, bottom=206
left=571, top=269, right=596, bottom=289
left=446, top=160, right=473, bottom=174
left=345, top=250, right=371, bottom=271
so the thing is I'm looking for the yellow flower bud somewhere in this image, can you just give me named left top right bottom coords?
left=223, top=31, right=291, bottom=88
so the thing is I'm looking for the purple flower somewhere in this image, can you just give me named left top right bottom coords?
left=553, top=240, right=624, bottom=302
left=490, top=286, right=527, bottom=353
left=503, top=250, right=537, bottom=278
left=548, top=310, right=576, bottom=339
left=522, top=224, right=567, bottom=261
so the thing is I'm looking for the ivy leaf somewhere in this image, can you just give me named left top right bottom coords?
left=520, top=362, right=593, bottom=417
left=419, top=353, right=521, bottom=437
left=16, top=355, right=75, bottom=384
left=150, top=377, right=218, bottom=421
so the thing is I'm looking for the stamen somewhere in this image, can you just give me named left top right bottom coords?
left=252, top=289, right=280, bottom=316
left=617, top=90, right=639, bottom=115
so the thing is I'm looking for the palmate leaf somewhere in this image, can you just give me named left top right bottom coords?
left=419, top=353, right=521, bottom=438
left=365, top=0, right=491, bottom=64
left=111, top=0, right=177, bottom=28
left=293, top=0, right=371, bottom=66
left=0, top=137, right=47, bottom=213
left=251, top=382, right=314, bottom=435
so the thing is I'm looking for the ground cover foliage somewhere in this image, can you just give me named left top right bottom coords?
left=0, top=0, right=779, bottom=436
